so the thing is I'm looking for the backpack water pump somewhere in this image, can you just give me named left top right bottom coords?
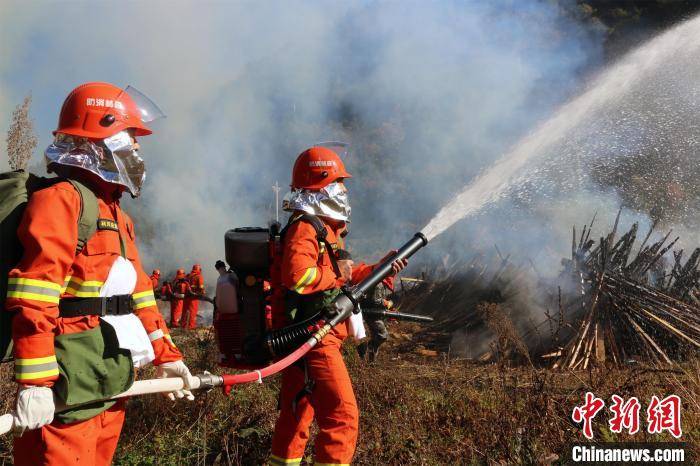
left=215, top=221, right=429, bottom=369
left=215, top=225, right=278, bottom=368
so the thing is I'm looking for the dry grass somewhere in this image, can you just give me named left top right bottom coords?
left=5, top=95, right=37, bottom=171
left=478, top=302, right=533, bottom=366
left=0, top=326, right=698, bottom=465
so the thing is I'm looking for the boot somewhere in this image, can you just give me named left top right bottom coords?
left=356, top=342, right=368, bottom=360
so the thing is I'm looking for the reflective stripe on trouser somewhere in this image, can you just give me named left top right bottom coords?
left=14, top=355, right=60, bottom=382
left=271, top=330, right=358, bottom=465
left=268, top=455, right=302, bottom=466
left=13, top=399, right=126, bottom=466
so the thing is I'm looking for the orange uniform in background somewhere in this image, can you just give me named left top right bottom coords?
left=150, top=269, right=160, bottom=291
left=183, top=264, right=204, bottom=329
left=167, top=270, right=191, bottom=328
left=270, top=217, right=373, bottom=466
left=8, top=182, right=181, bottom=465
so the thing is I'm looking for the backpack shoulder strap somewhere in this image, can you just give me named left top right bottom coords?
left=281, top=213, right=328, bottom=242
left=298, top=214, right=328, bottom=242
left=65, top=179, right=99, bottom=254
left=282, top=213, right=343, bottom=278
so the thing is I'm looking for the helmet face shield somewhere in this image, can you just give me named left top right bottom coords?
left=122, top=85, right=166, bottom=123
left=45, top=130, right=146, bottom=197
left=314, top=141, right=349, bottom=159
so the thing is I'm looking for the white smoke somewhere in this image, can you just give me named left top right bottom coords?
left=0, top=1, right=604, bottom=289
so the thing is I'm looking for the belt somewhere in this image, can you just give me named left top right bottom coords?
left=173, top=293, right=185, bottom=299
left=59, top=295, right=133, bottom=317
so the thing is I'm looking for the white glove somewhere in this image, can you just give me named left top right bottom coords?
left=14, top=386, right=55, bottom=435
left=156, top=360, right=196, bottom=401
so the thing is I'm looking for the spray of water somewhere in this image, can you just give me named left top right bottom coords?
left=421, top=14, right=700, bottom=241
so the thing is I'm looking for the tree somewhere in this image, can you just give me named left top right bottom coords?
left=6, top=94, right=37, bottom=171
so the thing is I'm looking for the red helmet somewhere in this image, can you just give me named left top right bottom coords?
left=176, top=269, right=186, bottom=279
left=152, top=269, right=161, bottom=277
left=291, top=146, right=351, bottom=190
left=191, top=264, right=202, bottom=273
left=55, top=82, right=155, bottom=139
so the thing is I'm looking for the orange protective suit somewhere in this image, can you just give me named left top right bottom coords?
left=270, top=214, right=373, bottom=466
left=183, top=271, right=204, bottom=329
left=6, top=181, right=181, bottom=465
left=14, top=400, right=126, bottom=466
left=150, top=272, right=160, bottom=291
left=168, top=278, right=191, bottom=328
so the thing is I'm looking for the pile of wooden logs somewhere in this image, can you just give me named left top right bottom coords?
left=400, top=211, right=700, bottom=368
left=552, top=212, right=700, bottom=368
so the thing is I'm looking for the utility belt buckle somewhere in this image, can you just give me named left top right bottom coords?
left=100, top=295, right=133, bottom=316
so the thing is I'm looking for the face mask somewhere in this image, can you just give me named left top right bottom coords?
left=45, top=130, right=145, bottom=197
left=282, top=181, right=351, bottom=222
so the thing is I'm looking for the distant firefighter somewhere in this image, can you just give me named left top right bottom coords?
left=150, top=269, right=161, bottom=297
left=164, top=269, right=191, bottom=328
left=214, top=260, right=238, bottom=318
left=183, top=264, right=205, bottom=329
left=356, top=276, right=395, bottom=363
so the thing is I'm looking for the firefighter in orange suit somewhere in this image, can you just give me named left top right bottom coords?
left=269, top=145, right=406, bottom=466
left=150, top=269, right=161, bottom=290
left=168, top=268, right=191, bottom=328
left=150, top=268, right=161, bottom=298
left=6, top=82, right=195, bottom=466
left=183, top=264, right=204, bottom=329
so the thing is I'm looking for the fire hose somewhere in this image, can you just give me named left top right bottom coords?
left=0, top=232, right=428, bottom=435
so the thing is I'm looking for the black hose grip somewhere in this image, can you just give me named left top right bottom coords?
left=341, top=285, right=361, bottom=314
left=340, top=285, right=360, bottom=314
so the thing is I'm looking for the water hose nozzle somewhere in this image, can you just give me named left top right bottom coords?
left=326, top=231, right=429, bottom=326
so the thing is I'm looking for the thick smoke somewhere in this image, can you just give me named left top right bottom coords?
left=0, top=1, right=604, bottom=293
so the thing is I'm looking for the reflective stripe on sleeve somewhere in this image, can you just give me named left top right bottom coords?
left=149, top=329, right=176, bottom=347
left=164, top=334, right=177, bottom=348
left=293, top=267, right=318, bottom=294
left=132, top=290, right=157, bottom=310
left=7, top=278, right=61, bottom=304
left=14, top=355, right=60, bottom=381
left=163, top=333, right=177, bottom=348
left=63, top=277, right=103, bottom=297
left=148, top=329, right=164, bottom=341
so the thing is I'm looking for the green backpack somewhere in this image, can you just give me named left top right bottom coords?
left=0, top=170, right=99, bottom=362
